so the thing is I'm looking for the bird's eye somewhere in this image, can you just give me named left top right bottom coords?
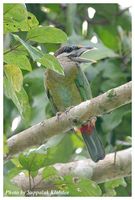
left=66, top=46, right=80, bottom=53
left=54, top=46, right=80, bottom=57
left=66, top=47, right=73, bottom=53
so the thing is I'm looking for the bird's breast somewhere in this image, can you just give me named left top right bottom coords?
left=45, top=69, right=82, bottom=112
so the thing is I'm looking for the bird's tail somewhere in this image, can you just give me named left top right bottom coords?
left=79, top=123, right=105, bottom=162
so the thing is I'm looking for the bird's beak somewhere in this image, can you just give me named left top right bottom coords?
left=71, top=46, right=96, bottom=63
left=71, top=57, right=96, bottom=63
left=79, top=46, right=93, bottom=55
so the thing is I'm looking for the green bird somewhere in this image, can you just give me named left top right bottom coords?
left=45, top=45, right=105, bottom=162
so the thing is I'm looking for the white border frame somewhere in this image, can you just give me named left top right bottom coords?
left=1, top=1, right=134, bottom=199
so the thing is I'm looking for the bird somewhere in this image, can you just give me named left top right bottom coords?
left=45, top=45, right=105, bottom=162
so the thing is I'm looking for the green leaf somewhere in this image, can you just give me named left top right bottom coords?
left=13, top=34, right=64, bottom=75
left=26, top=11, right=39, bottom=28
left=75, top=178, right=102, bottom=196
left=16, top=87, right=31, bottom=121
left=125, top=136, right=132, bottom=145
left=102, top=60, right=126, bottom=80
left=101, top=105, right=131, bottom=133
left=81, top=43, right=118, bottom=61
left=104, top=178, right=127, bottom=196
left=70, top=132, right=84, bottom=149
left=38, top=54, right=64, bottom=75
left=44, top=134, right=74, bottom=166
left=39, top=133, right=66, bottom=151
left=105, top=178, right=127, bottom=189
left=19, top=151, right=46, bottom=172
left=27, top=26, right=67, bottom=43
left=90, top=4, right=119, bottom=20
left=6, top=45, right=29, bottom=57
left=4, top=4, right=27, bottom=22
left=4, top=135, right=9, bottom=154
left=115, top=177, right=131, bottom=196
left=5, top=166, right=23, bottom=180
left=4, top=64, right=23, bottom=92
left=116, top=11, right=131, bottom=32
left=11, top=157, right=22, bottom=168
left=33, top=133, right=66, bottom=160
left=42, top=166, right=58, bottom=180
left=30, top=170, right=38, bottom=178
left=98, top=60, right=126, bottom=91
left=4, top=176, right=23, bottom=196
left=23, top=68, right=48, bottom=125
left=4, top=52, right=32, bottom=71
left=117, top=26, right=131, bottom=58
left=4, top=4, right=39, bottom=33
left=54, top=176, right=102, bottom=196
left=95, top=26, right=119, bottom=51
left=13, top=34, right=43, bottom=61
left=4, top=77, right=17, bottom=102
left=4, top=77, right=31, bottom=121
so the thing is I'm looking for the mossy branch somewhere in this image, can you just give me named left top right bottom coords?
left=6, top=81, right=131, bottom=158
left=12, top=148, right=131, bottom=192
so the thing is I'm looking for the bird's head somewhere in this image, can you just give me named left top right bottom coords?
left=53, top=45, right=95, bottom=77
left=55, top=45, right=94, bottom=63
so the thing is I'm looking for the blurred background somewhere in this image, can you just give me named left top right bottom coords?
left=4, top=3, right=131, bottom=196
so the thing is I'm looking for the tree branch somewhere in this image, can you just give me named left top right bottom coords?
left=12, top=148, right=131, bottom=192
left=6, top=81, right=131, bottom=158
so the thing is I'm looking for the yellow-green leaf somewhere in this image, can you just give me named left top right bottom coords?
left=4, top=52, right=32, bottom=71
left=27, top=12, right=39, bottom=28
left=4, top=77, right=31, bottom=121
left=4, top=4, right=39, bottom=33
left=4, top=64, right=23, bottom=92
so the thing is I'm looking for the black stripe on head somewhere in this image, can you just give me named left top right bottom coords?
left=54, top=46, right=80, bottom=57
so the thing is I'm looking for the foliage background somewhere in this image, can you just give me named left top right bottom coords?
left=4, top=3, right=131, bottom=196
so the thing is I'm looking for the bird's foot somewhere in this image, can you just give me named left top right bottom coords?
left=89, top=116, right=97, bottom=127
left=40, top=121, right=46, bottom=127
left=68, top=116, right=82, bottom=127
left=56, top=112, right=63, bottom=121
left=65, top=106, right=74, bottom=114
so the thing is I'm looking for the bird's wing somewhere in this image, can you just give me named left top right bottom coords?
left=46, top=87, right=58, bottom=114
left=75, top=66, right=92, bottom=101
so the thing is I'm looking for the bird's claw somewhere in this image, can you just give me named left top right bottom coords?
left=56, top=112, right=62, bottom=121
left=89, top=117, right=97, bottom=127
left=40, top=121, right=46, bottom=127
left=65, top=106, right=74, bottom=114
